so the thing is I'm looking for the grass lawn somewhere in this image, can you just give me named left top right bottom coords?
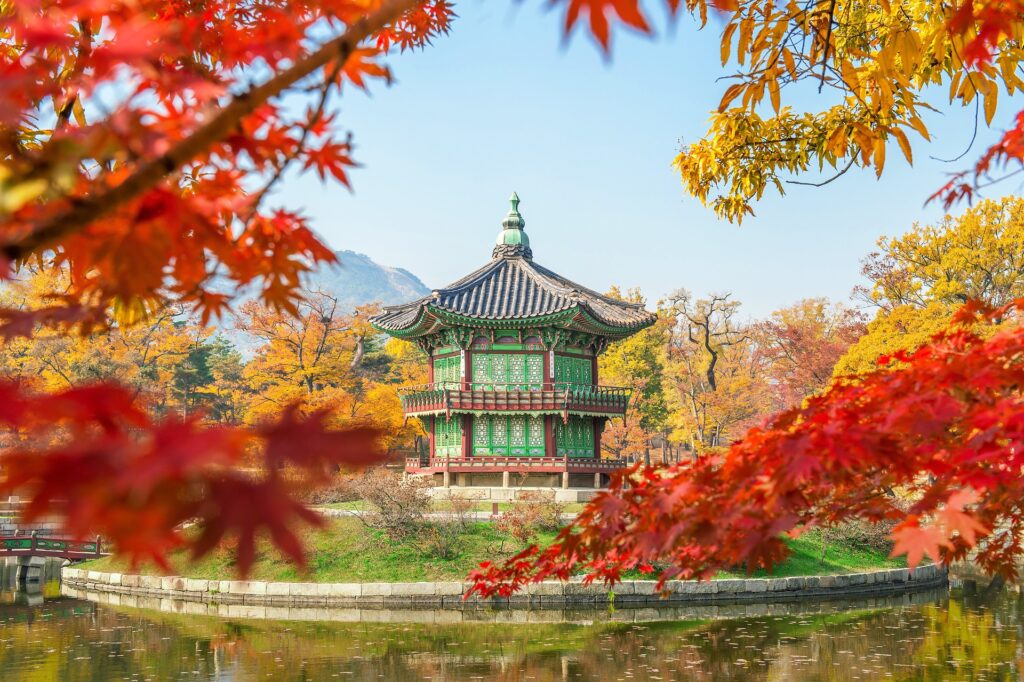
left=320, top=500, right=586, bottom=513
left=79, top=517, right=903, bottom=583
left=714, top=531, right=905, bottom=579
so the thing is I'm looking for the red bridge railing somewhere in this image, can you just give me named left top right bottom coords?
left=0, top=532, right=107, bottom=559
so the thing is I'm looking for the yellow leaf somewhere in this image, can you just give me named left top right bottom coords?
left=872, top=138, right=886, bottom=177
left=718, top=83, right=745, bottom=112
left=721, top=22, right=738, bottom=65
left=892, top=128, right=913, bottom=164
left=840, top=59, right=859, bottom=91
left=782, top=48, right=796, bottom=78
left=907, top=115, right=931, bottom=141
left=827, top=125, right=848, bottom=155
left=948, top=71, right=962, bottom=103
left=983, top=80, right=998, bottom=125
left=738, top=18, right=753, bottom=66
left=72, top=97, right=87, bottom=127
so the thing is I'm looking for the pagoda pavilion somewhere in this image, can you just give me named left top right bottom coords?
left=370, top=194, right=656, bottom=491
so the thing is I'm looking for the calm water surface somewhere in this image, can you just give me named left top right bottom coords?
left=1, top=579, right=1020, bottom=680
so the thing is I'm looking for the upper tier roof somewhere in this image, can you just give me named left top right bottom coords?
left=370, top=195, right=657, bottom=338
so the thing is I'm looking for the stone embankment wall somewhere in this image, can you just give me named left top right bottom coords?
left=1, top=500, right=62, bottom=536
left=62, top=564, right=946, bottom=609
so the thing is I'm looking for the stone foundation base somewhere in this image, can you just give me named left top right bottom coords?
left=424, top=486, right=601, bottom=503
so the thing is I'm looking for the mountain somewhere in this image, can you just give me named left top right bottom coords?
left=217, top=250, right=429, bottom=354
left=308, top=250, right=430, bottom=311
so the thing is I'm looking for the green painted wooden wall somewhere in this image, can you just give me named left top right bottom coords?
left=472, top=414, right=545, bottom=456
left=433, top=416, right=462, bottom=457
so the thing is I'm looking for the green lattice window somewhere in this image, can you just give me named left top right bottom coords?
left=433, top=416, right=462, bottom=458
left=556, top=416, right=594, bottom=458
left=471, top=353, right=543, bottom=390
left=433, top=355, right=461, bottom=388
left=473, top=415, right=545, bottom=456
left=553, top=355, right=593, bottom=389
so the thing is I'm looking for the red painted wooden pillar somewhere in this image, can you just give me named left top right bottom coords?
left=543, top=348, right=553, bottom=390
left=544, top=415, right=556, bottom=459
left=427, top=415, right=436, bottom=464
left=594, top=418, right=603, bottom=460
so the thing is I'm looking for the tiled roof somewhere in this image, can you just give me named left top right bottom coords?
left=371, top=255, right=656, bottom=333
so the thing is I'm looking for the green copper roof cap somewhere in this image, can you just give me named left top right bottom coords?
left=493, top=192, right=533, bottom=259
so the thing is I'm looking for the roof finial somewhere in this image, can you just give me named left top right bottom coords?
left=502, top=192, right=525, bottom=230
left=493, top=192, right=532, bottom=259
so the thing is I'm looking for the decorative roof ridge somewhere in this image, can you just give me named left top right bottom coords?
left=429, top=257, right=507, bottom=296
left=512, top=258, right=582, bottom=299
left=528, top=260, right=655, bottom=314
left=377, top=297, right=428, bottom=314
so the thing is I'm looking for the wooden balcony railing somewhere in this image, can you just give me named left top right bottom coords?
left=397, top=383, right=631, bottom=417
left=405, top=456, right=631, bottom=473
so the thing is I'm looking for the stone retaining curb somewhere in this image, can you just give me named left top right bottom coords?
left=60, top=583, right=946, bottom=623
left=314, top=508, right=578, bottom=523
left=62, top=564, right=946, bottom=609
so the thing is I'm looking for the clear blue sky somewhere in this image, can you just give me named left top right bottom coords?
left=278, top=1, right=1021, bottom=317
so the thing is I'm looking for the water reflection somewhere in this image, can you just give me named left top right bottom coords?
left=2, top=581, right=1022, bottom=680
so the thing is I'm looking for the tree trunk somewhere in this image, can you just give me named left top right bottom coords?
left=350, top=337, right=365, bottom=370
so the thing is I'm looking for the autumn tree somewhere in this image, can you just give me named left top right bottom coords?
left=382, top=337, right=429, bottom=387
left=0, top=266, right=220, bottom=414
left=237, top=291, right=356, bottom=412
left=838, top=197, right=1024, bottom=374
left=662, top=290, right=769, bottom=454
left=755, top=298, right=865, bottom=410
left=598, top=287, right=669, bottom=462
left=671, top=0, right=1024, bottom=220
left=237, top=294, right=420, bottom=450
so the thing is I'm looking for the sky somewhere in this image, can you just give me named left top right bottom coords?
left=276, top=1, right=1022, bottom=318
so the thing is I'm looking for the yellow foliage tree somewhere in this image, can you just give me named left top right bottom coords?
left=673, top=0, right=1024, bottom=222
left=661, top=290, right=770, bottom=454
left=837, top=197, right=1024, bottom=374
left=0, top=266, right=211, bottom=414
left=237, top=293, right=424, bottom=451
left=598, top=286, right=670, bottom=463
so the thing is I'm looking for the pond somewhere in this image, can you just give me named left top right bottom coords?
left=0, top=577, right=1020, bottom=680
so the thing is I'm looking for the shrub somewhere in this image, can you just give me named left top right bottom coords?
left=418, top=521, right=463, bottom=560
left=496, top=490, right=566, bottom=549
left=301, top=472, right=362, bottom=505
left=354, top=468, right=432, bottom=540
left=815, top=518, right=898, bottom=568
left=518, top=490, right=567, bottom=533
left=445, top=496, right=476, bottom=530
left=820, top=518, right=897, bottom=555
